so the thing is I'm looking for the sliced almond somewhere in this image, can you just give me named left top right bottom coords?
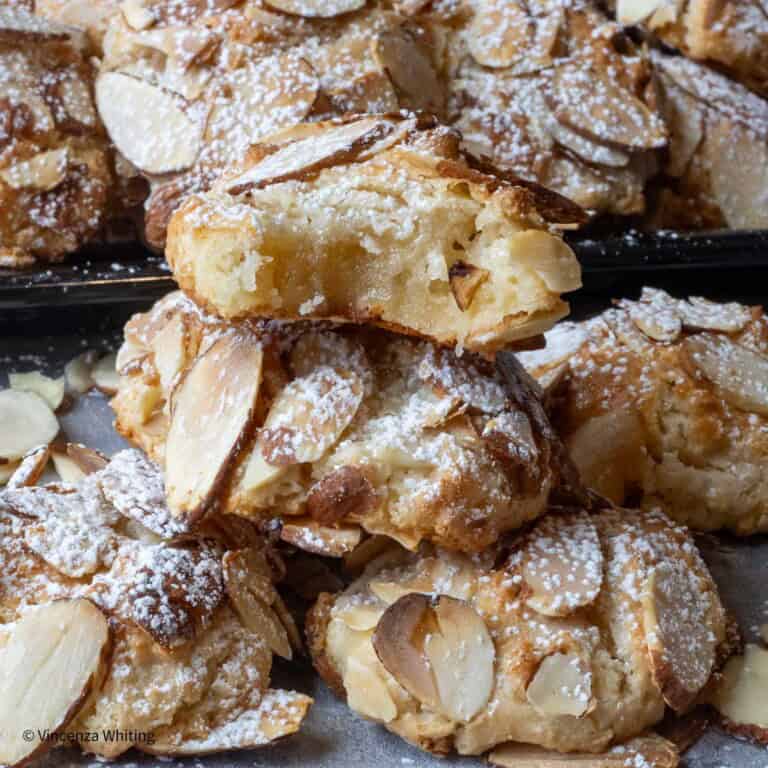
left=682, top=334, right=768, bottom=416
left=0, top=600, right=110, bottom=768
left=144, top=689, right=312, bottom=755
left=280, top=518, right=362, bottom=557
left=57, top=74, right=97, bottom=128
left=344, top=640, right=398, bottom=723
left=96, top=72, right=202, bottom=174
left=64, top=350, right=97, bottom=394
left=92, top=353, right=119, bottom=395
left=449, top=261, right=490, bottom=311
left=336, top=602, right=383, bottom=631
left=121, top=0, right=155, bottom=30
left=262, top=0, right=366, bottom=17
left=660, top=77, right=704, bottom=178
left=166, top=333, right=263, bottom=521
left=307, top=466, right=378, bottom=525
left=224, top=116, right=400, bottom=195
left=371, top=26, right=443, bottom=114
left=623, top=297, right=682, bottom=342
left=481, top=410, right=539, bottom=479
left=7, top=444, right=50, bottom=488
left=489, top=734, right=679, bottom=767
left=546, top=115, right=630, bottom=169
left=51, top=450, right=86, bottom=484
left=713, top=644, right=768, bottom=742
left=616, top=0, right=665, bottom=25
left=0, top=7, right=69, bottom=41
left=149, top=303, right=189, bottom=394
left=66, top=443, right=108, bottom=475
left=468, top=0, right=533, bottom=68
left=8, top=371, right=65, bottom=410
left=523, top=512, right=603, bottom=617
left=223, top=548, right=292, bottom=660
left=642, top=562, right=716, bottom=711
left=550, top=64, right=667, bottom=150
left=0, top=461, right=19, bottom=486
left=238, top=446, right=286, bottom=494
left=677, top=296, right=752, bottom=333
left=373, top=593, right=495, bottom=722
left=0, top=390, right=59, bottom=462
left=290, top=331, right=370, bottom=382
left=205, top=53, right=318, bottom=153
left=0, top=148, right=68, bottom=192
left=260, top=369, right=363, bottom=466
left=526, top=652, right=593, bottom=717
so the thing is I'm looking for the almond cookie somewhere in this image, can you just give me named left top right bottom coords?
left=111, top=291, right=583, bottom=554
left=95, top=0, right=448, bottom=247
left=167, top=114, right=583, bottom=352
left=416, top=0, right=667, bottom=217
left=0, top=448, right=310, bottom=765
left=307, top=504, right=727, bottom=757
left=520, top=288, right=768, bottom=534
left=0, top=7, right=113, bottom=266
left=612, top=0, right=768, bottom=98
left=645, top=52, right=768, bottom=230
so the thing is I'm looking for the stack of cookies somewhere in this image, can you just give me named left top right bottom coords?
left=100, top=115, right=739, bottom=766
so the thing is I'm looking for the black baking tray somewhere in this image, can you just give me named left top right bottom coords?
left=1, top=230, right=768, bottom=311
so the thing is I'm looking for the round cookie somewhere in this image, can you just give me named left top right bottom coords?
left=0, top=448, right=310, bottom=761
left=95, top=0, right=445, bottom=247
left=307, top=503, right=728, bottom=756
left=0, top=7, right=113, bottom=266
left=416, top=0, right=667, bottom=217
left=521, top=287, right=768, bottom=534
left=111, top=291, right=583, bottom=554
left=646, top=52, right=768, bottom=230
left=166, top=114, right=583, bottom=352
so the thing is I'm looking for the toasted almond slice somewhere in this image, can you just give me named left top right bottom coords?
left=336, top=602, right=383, bottom=631
left=489, top=734, right=679, bottom=767
left=96, top=72, right=201, bottom=174
left=523, top=512, right=603, bottom=617
left=92, top=353, right=119, bottom=395
left=642, top=563, right=716, bottom=711
left=373, top=593, right=494, bottom=722
left=290, top=331, right=371, bottom=383
left=682, top=334, right=768, bottom=416
left=6, top=445, right=49, bottom=488
left=677, top=296, right=752, bottom=333
left=0, top=390, right=59, bottom=462
left=616, top=0, right=665, bottom=25
left=66, top=443, right=108, bottom=475
left=280, top=518, right=362, bottom=557
left=57, top=74, right=97, bottom=128
left=369, top=580, right=418, bottom=605
left=526, top=652, right=593, bottom=717
left=550, top=64, right=667, bottom=150
left=0, top=6, right=70, bottom=41
left=481, top=410, right=539, bottom=479
left=51, top=450, right=86, bottom=484
left=0, top=599, right=110, bottom=768
left=546, top=115, right=630, bottom=169
left=468, top=0, right=533, bottom=68
left=372, top=593, right=440, bottom=709
left=307, top=466, right=378, bottom=525
left=144, top=689, right=312, bottom=755
left=660, top=78, right=704, bottom=178
left=121, top=0, right=154, bottom=30
left=223, top=548, right=292, bottom=660
left=343, top=535, right=399, bottom=575
left=623, top=298, right=682, bottom=342
left=150, top=303, right=189, bottom=393
left=166, top=333, right=263, bottom=521
left=64, top=350, right=97, bottom=394
left=239, top=446, right=286, bottom=494
left=8, top=371, right=65, bottom=410
left=371, top=26, right=443, bottom=114
left=205, top=53, right=318, bottom=150
left=224, top=116, right=399, bottom=195
left=344, top=640, right=398, bottom=723
left=263, top=0, right=366, bottom=16
left=260, top=368, right=363, bottom=466
left=449, top=261, right=490, bottom=311
left=713, top=644, right=768, bottom=742
left=0, top=148, right=68, bottom=192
